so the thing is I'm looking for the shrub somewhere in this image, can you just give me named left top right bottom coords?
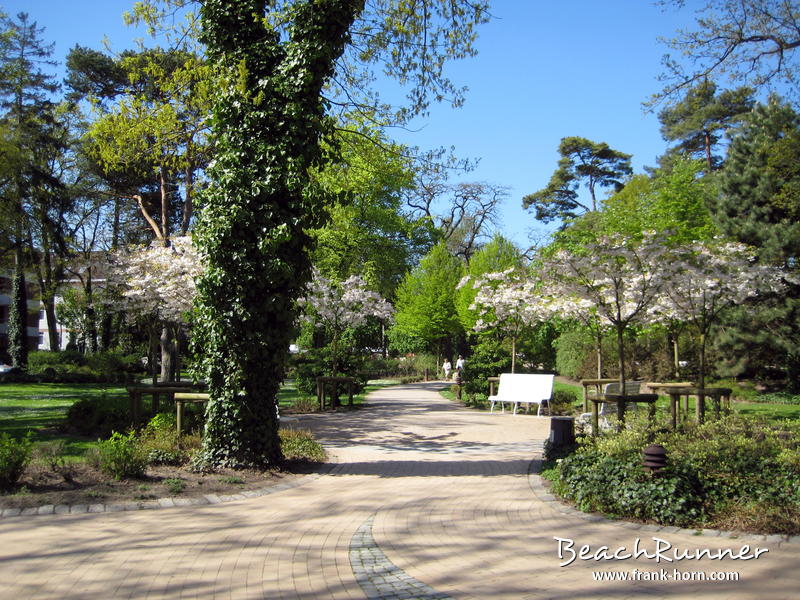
left=554, top=329, right=594, bottom=379
left=27, top=350, right=142, bottom=382
left=549, top=389, right=579, bottom=415
left=0, top=433, right=33, bottom=491
left=280, top=428, right=326, bottom=462
left=138, top=413, right=200, bottom=466
left=463, top=337, right=511, bottom=396
left=292, top=347, right=367, bottom=398
left=163, top=477, right=186, bottom=494
left=66, top=396, right=129, bottom=437
left=34, top=440, right=78, bottom=482
left=94, top=431, right=149, bottom=480
left=551, top=415, right=800, bottom=533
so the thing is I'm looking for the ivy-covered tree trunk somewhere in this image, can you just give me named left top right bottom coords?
left=8, top=252, right=29, bottom=369
left=193, top=0, right=364, bottom=468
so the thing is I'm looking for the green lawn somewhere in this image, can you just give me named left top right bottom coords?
left=0, top=378, right=402, bottom=455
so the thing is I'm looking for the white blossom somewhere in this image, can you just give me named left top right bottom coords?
left=106, top=236, right=202, bottom=324
left=298, top=269, right=394, bottom=333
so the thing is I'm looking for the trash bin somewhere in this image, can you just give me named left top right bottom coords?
left=549, top=416, right=575, bottom=448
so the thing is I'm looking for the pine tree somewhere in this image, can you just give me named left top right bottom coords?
left=0, top=12, right=59, bottom=367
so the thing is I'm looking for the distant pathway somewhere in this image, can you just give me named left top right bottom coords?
left=0, top=382, right=797, bottom=599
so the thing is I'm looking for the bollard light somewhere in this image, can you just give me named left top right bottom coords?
left=643, top=444, right=667, bottom=473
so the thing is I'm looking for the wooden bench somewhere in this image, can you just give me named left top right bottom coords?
left=173, top=393, right=209, bottom=434
left=488, top=373, right=554, bottom=415
left=126, top=382, right=206, bottom=423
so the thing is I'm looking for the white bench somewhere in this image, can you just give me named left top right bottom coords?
left=488, top=373, right=555, bottom=415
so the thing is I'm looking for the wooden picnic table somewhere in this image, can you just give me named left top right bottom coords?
left=579, top=378, right=619, bottom=412
left=660, top=386, right=732, bottom=425
left=316, top=376, right=356, bottom=410
left=645, top=382, right=695, bottom=427
left=588, top=392, right=659, bottom=434
left=126, top=382, right=206, bottom=422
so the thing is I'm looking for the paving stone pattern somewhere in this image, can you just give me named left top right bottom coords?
left=0, top=381, right=797, bottom=599
left=350, top=515, right=453, bottom=600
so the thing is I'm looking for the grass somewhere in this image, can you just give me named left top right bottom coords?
left=438, top=376, right=800, bottom=425
left=0, top=377, right=402, bottom=455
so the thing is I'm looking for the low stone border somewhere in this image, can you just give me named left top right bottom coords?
left=526, top=457, right=799, bottom=546
left=350, top=514, right=453, bottom=600
left=0, top=463, right=336, bottom=520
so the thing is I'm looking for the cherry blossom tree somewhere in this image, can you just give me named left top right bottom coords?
left=540, top=232, right=671, bottom=420
left=653, top=240, right=787, bottom=389
left=463, top=268, right=555, bottom=372
left=106, top=236, right=202, bottom=381
left=299, top=269, right=394, bottom=375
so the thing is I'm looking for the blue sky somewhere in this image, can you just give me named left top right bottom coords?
left=7, top=0, right=703, bottom=249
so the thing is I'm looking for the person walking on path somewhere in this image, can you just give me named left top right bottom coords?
left=456, top=355, right=465, bottom=370
left=442, top=358, right=452, bottom=380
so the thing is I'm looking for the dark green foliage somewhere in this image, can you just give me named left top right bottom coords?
left=27, top=350, right=141, bottom=382
left=549, top=389, right=578, bottom=415
left=462, top=337, right=511, bottom=396
left=138, top=413, right=193, bottom=466
left=0, top=433, right=33, bottom=491
left=7, top=266, right=28, bottom=369
left=552, top=416, right=800, bottom=532
left=556, top=450, right=704, bottom=526
left=711, top=97, right=800, bottom=386
left=193, top=0, right=365, bottom=468
left=523, top=137, right=632, bottom=223
left=657, top=80, right=754, bottom=170
left=715, top=96, right=800, bottom=264
left=554, top=329, right=594, bottom=379
left=93, top=431, right=148, bottom=480
left=65, top=396, right=129, bottom=437
left=292, top=347, right=367, bottom=398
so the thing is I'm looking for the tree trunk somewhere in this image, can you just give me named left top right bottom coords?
left=149, top=327, right=159, bottom=384
left=84, top=270, right=98, bottom=353
left=8, top=249, right=29, bottom=368
left=616, top=323, right=627, bottom=428
left=160, top=325, right=177, bottom=382
left=159, top=165, right=170, bottom=239
left=511, top=335, right=516, bottom=373
left=595, top=328, right=603, bottom=378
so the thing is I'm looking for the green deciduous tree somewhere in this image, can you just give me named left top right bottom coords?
left=390, top=242, right=464, bottom=359
left=193, top=0, right=488, bottom=469
left=655, top=0, right=800, bottom=106
left=522, top=136, right=632, bottom=223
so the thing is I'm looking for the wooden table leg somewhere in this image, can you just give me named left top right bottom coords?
left=696, top=392, right=706, bottom=424
left=176, top=400, right=184, bottom=435
left=669, top=393, right=678, bottom=428
left=592, top=401, right=599, bottom=436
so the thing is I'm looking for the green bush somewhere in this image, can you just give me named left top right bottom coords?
left=554, top=329, right=594, bottom=379
left=137, top=413, right=202, bottom=466
left=28, top=350, right=142, bottom=382
left=66, top=395, right=129, bottom=437
left=94, top=431, right=149, bottom=480
left=463, top=337, right=511, bottom=396
left=549, top=389, right=579, bottom=415
left=292, top=347, right=367, bottom=399
left=280, top=428, right=326, bottom=462
left=0, top=433, right=33, bottom=491
left=34, top=440, right=78, bottom=482
left=551, top=415, right=800, bottom=533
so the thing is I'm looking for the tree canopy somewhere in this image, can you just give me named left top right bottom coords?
left=522, top=136, right=632, bottom=224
